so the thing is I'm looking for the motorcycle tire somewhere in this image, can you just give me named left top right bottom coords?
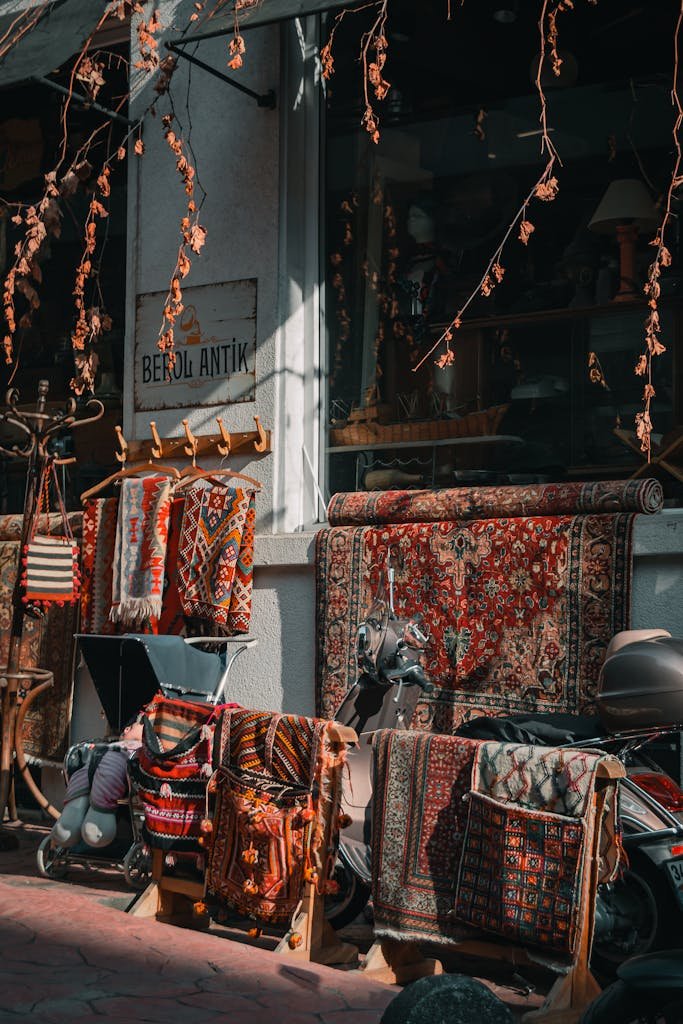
left=591, top=851, right=676, bottom=976
left=581, top=981, right=683, bottom=1024
left=324, top=861, right=371, bottom=931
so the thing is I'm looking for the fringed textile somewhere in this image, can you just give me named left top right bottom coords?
left=110, top=477, right=172, bottom=625
left=80, top=497, right=119, bottom=635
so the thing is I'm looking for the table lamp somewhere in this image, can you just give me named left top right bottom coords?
left=588, top=179, right=658, bottom=302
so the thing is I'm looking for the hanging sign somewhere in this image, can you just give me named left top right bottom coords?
left=134, top=278, right=257, bottom=413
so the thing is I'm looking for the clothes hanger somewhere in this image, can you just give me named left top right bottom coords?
left=80, top=425, right=180, bottom=505
left=174, top=418, right=262, bottom=492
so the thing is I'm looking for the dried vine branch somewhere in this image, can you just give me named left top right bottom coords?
left=635, top=0, right=683, bottom=456
left=413, top=0, right=565, bottom=372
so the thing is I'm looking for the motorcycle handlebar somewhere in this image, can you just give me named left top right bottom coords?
left=382, top=661, right=434, bottom=693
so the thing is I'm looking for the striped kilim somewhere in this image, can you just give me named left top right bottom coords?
left=81, top=497, right=120, bottom=634
left=208, top=709, right=343, bottom=923
left=177, top=485, right=256, bottom=632
left=110, top=477, right=172, bottom=625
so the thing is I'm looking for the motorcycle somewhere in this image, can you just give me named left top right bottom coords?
left=580, top=949, right=683, bottom=1023
left=326, top=580, right=683, bottom=972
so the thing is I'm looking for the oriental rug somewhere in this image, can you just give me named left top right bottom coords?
left=110, top=477, right=172, bottom=626
left=0, top=540, right=77, bottom=763
left=453, top=741, right=622, bottom=955
left=207, top=709, right=345, bottom=923
left=327, top=479, right=663, bottom=527
left=177, top=485, right=255, bottom=632
left=80, top=497, right=119, bottom=635
left=157, top=495, right=187, bottom=636
left=316, top=512, right=633, bottom=731
left=371, top=729, right=481, bottom=945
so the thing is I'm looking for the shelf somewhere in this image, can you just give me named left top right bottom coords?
left=327, top=434, right=524, bottom=455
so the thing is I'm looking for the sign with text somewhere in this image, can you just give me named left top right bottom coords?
left=134, top=279, right=257, bottom=412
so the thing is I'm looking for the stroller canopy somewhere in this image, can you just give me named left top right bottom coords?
left=76, top=635, right=227, bottom=732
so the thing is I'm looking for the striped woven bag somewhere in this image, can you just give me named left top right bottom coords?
left=21, top=461, right=80, bottom=609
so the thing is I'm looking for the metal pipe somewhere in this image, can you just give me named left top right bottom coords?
left=166, top=42, right=276, bottom=109
left=32, top=75, right=137, bottom=127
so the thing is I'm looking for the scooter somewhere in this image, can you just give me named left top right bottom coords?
left=579, top=949, right=683, bottom=1023
left=326, top=584, right=683, bottom=973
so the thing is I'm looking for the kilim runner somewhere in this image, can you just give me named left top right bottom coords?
left=177, top=484, right=255, bottom=631
left=110, top=477, right=172, bottom=625
left=81, top=497, right=119, bottom=635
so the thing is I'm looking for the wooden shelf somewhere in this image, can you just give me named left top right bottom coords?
left=328, top=434, right=524, bottom=455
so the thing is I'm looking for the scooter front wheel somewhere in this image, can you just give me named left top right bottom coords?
left=324, top=861, right=371, bottom=931
left=36, top=835, right=69, bottom=880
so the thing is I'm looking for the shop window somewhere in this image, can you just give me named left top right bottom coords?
left=0, top=45, right=129, bottom=512
left=323, top=0, right=682, bottom=498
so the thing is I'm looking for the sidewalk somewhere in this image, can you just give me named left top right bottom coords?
left=0, top=823, right=394, bottom=1024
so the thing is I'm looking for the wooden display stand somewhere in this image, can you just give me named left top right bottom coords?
left=129, top=723, right=359, bottom=967
left=360, top=760, right=624, bottom=1022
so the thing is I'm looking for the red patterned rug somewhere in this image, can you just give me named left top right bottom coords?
left=316, top=513, right=633, bottom=731
left=327, top=479, right=663, bottom=526
left=371, top=729, right=481, bottom=944
left=80, top=498, right=120, bottom=635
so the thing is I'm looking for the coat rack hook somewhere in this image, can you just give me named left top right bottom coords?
left=182, top=418, right=198, bottom=465
left=114, top=425, right=128, bottom=466
left=216, top=417, right=231, bottom=457
left=254, top=415, right=268, bottom=453
left=150, top=421, right=164, bottom=460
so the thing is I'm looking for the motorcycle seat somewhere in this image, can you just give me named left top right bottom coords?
left=618, top=950, right=683, bottom=990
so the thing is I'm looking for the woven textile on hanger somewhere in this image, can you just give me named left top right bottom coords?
left=81, top=497, right=120, bottom=635
left=327, top=479, right=663, bottom=527
left=130, top=694, right=237, bottom=852
left=0, top=540, right=78, bottom=764
left=207, top=709, right=345, bottom=923
left=371, top=729, right=481, bottom=945
left=453, top=741, right=622, bottom=955
left=157, top=495, right=187, bottom=636
left=317, top=512, right=633, bottom=731
left=177, top=485, right=255, bottom=632
left=110, top=477, right=172, bottom=625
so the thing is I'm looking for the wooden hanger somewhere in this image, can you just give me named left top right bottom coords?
left=175, top=418, right=262, bottom=492
left=80, top=425, right=180, bottom=505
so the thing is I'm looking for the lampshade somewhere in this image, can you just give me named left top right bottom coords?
left=588, top=179, right=658, bottom=235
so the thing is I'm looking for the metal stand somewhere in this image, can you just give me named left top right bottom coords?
left=0, top=380, right=103, bottom=830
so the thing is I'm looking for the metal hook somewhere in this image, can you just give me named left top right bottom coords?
left=216, top=417, right=231, bottom=457
left=182, top=418, right=198, bottom=466
left=114, top=425, right=128, bottom=465
left=150, top=421, right=164, bottom=460
left=253, top=415, right=268, bottom=453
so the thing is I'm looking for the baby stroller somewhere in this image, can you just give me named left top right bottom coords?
left=36, top=634, right=256, bottom=888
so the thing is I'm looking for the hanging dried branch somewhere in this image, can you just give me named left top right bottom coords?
left=635, top=0, right=683, bottom=457
left=156, top=114, right=207, bottom=374
left=413, top=0, right=565, bottom=373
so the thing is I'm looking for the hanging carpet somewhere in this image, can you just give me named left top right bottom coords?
left=110, top=477, right=172, bottom=626
left=317, top=511, right=633, bottom=731
left=80, top=497, right=119, bottom=635
left=453, top=741, right=622, bottom=955
left=177, top=485, right=255, bottom=632
left=371, top=729, right=481, bottom=945
left=207, top=708, right=345, bottom=923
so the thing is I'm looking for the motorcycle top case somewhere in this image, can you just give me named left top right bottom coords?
left=598, top=637, right=683, bottom=732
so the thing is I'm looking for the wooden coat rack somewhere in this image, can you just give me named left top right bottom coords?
left=126, top=415, right=271, bottom=463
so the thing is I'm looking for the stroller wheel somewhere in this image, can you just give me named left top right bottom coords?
left=36, top=836, right=69, bottom=879
left=123, top=841, right=151, bottom=890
